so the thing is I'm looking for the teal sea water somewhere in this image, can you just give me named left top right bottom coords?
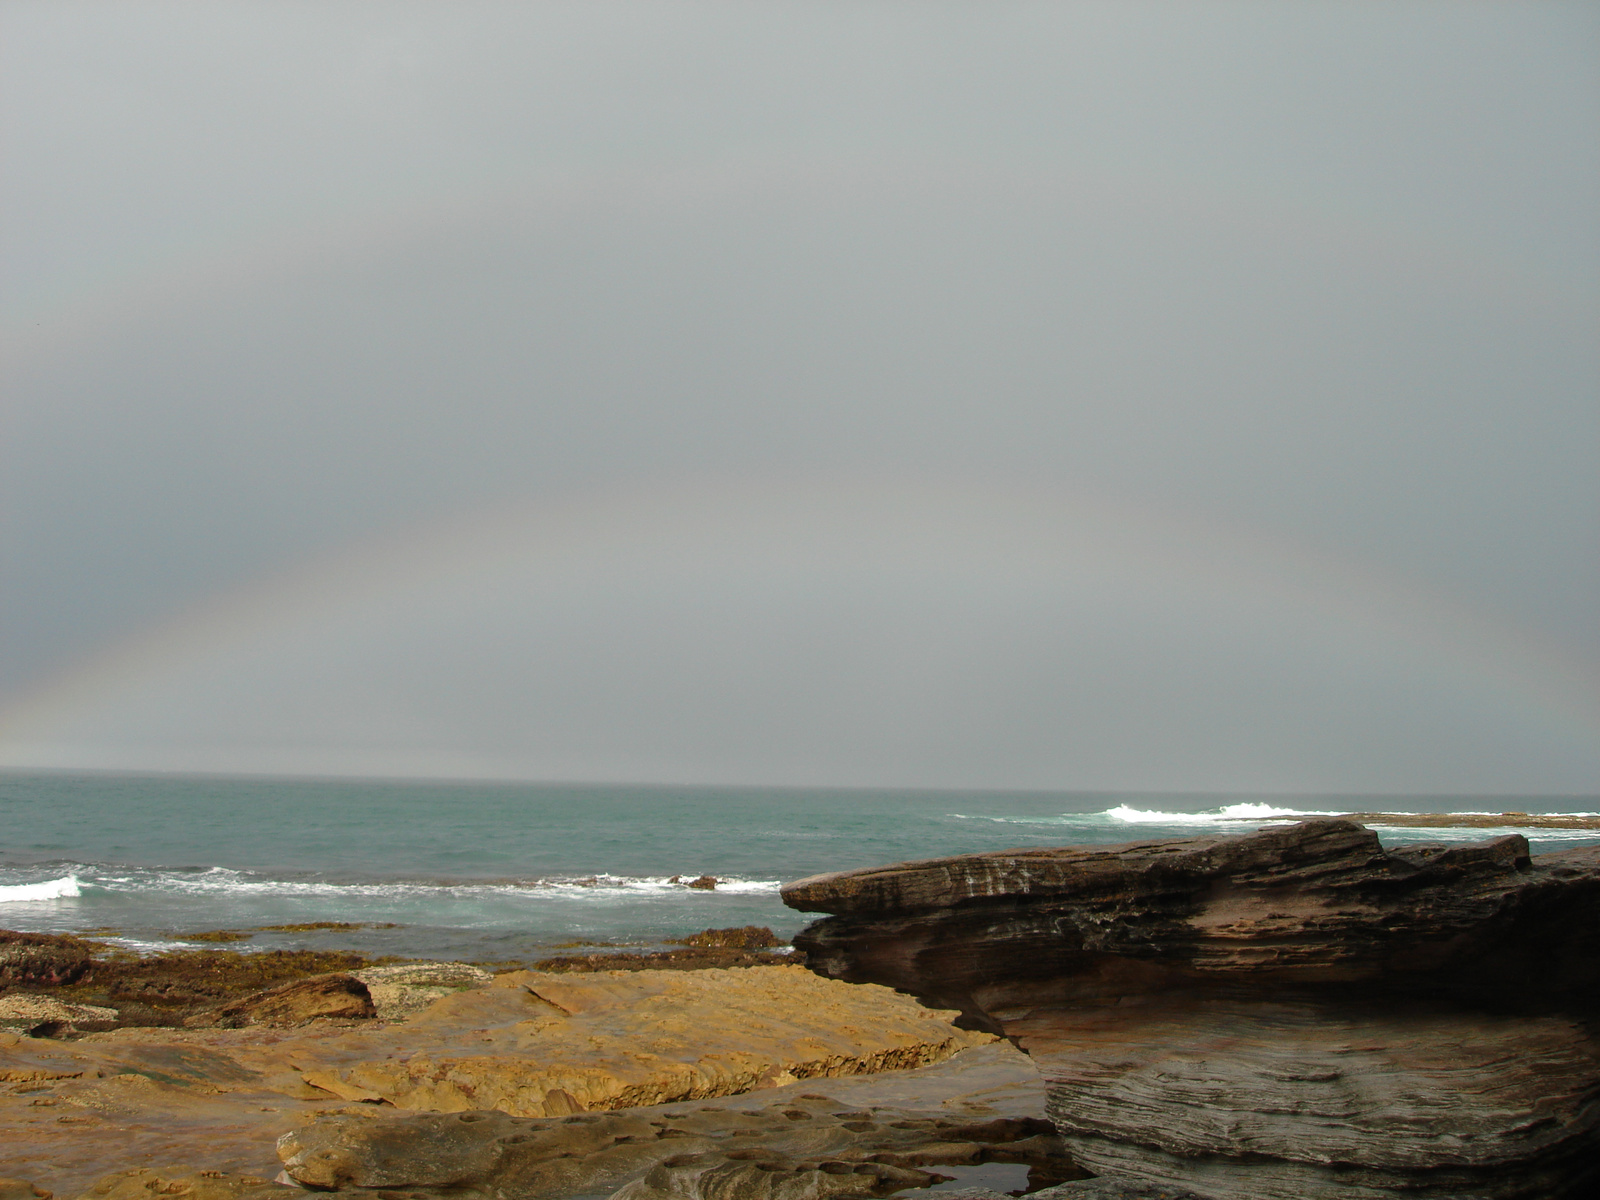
left=3, top=772, right=1597, bottom=962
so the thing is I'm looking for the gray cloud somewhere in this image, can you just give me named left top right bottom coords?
left=2, top=2, right=1596, bottom=790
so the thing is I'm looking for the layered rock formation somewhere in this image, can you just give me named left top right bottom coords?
left=0, top=966, right=988, bottom=1192
left=784, top=819, right=1600, bottom=1199
left=183, top=974, right=376, bottom=1029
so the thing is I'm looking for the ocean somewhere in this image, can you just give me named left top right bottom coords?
left=3, top=771, right=1597, bottom=963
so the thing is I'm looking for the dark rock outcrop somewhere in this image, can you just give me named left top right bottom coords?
left=184, top=973, right=375, bottom=1028
left=783, top=819, right=1600, bottom=1200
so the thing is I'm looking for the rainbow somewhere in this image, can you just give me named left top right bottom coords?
left=3, top=157, right=1595, bottom=786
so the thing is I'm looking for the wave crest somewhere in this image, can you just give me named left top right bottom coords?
left=1104, top=803, right=1336, bottom=824
left=0, top=874, right=82, bottom=903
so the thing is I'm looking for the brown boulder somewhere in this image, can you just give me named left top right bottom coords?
left=184, top=973, right=374, bottom=1029
left=0, top=1181, right=50, bottom=1200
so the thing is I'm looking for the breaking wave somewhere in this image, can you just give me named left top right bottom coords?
left=0, top=874, right=82, bottom=902
left=0, top=865, right=778, bottom=904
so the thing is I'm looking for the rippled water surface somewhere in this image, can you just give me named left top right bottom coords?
left=3, top=773, right=1595, bottom=960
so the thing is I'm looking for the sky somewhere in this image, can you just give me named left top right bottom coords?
left=1, top=1, right=1597, bottom=793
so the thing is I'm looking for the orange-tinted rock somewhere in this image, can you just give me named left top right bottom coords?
left=74, top=1170, right=300, bottom=1200
left=183, top=974, right=374, bottom=1029
left=0, top=965, right=994, bottom=1193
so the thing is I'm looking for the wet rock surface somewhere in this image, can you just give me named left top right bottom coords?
left=73, top=1171, right=299, bottom=1200
left=784, top=819, right=1600, bottom=1199
left=15, top=946, right=388, bottom=1029
left=277, top=1092, right=1081, bottom=1200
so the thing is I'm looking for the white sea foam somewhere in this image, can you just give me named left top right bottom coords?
left=1104, top=803, right=1342, bottom=824
left=946, top=804, right=1339, bottom=827
left=0, top=874, right=81, bottom=902
left=34, top=867, right=780, bottom=904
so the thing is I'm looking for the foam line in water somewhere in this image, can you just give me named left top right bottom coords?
left=0, top=874, right=81, bottom=902
left=1104, top=803, right=1345, bottom=823
left=7, top=867, right=780, bottom=903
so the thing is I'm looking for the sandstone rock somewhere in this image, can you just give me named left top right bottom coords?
left=183, top=973, right=375, bottom=1028
left=785, top=820, right=1600, bottom=1199
left=0, top=932, right=93, bottom=986
left=73, top=1170, right=301, bottom=1200
left=351, top=961, right=491, bottom=1021
left=0, top=995, right=118, bottom=1035
left=0, top=1181, right=51, bottom=1200
left=0, top=964, right=996, bottom=1192
left=291, top=966, right=990, bottom=1114
left=278, top=1093, right=1079, bottom=1198
left=686, top=875, right=718, bottom=890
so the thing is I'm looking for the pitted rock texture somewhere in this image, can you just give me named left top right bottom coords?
left=784, top=820, right=1600, bottom=1199
left=277, top=1094, right=1080, bottom=1199
left=349, top=962, right=492, bottom=1021
left=0, top=966, right=990, bottom=1193
left=0, top=996, right=118, bottom=1035
left=182, top=974, right=376, bottom=1029
left=73, top=1172, right=299, bottom=1200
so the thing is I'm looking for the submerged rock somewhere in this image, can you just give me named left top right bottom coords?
left=783, top=819, right=1600, bottom=1200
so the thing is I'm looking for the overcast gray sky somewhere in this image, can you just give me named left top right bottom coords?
left=2, top=1, right=1597, bottom=793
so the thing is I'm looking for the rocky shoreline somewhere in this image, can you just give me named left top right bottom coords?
left=787, top=819, right=1600, bottom=1198
left=0, top=929, right=998, bottom=1195
left=6, top=820, right=1600, bottom=1199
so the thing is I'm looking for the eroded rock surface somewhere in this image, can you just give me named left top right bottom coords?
left=277, top=1093, right=1080, bottom=1199
left=784, top=819, right=1600, bottom=1199
left=0, top=997, right=119, bottom=1036
left=183, top=974, right=376, bottom=1030
left=349, top=962, right=491, bottom=1021
left=0, top=966, right=990, bottom=1193
left=73, top=1171, right=298, bottom=1200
